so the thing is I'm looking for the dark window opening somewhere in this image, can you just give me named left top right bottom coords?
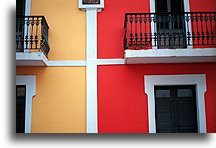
left=16, top=0, right=26, bottom=51
left=16, top=0, right=26, bottom=16
left=16, top=85, right=26, bottom=133
left=155, top=0, right=187, bottom=49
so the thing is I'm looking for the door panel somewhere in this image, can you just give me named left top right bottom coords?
left=155, top=85, right=198, bottom=133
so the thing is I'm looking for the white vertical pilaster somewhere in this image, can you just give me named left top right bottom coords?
left=86, top=8, right=98, bottom=133
left=86, top=9, right=97, bottom=60
left=86, top=64, right=98, bottom=133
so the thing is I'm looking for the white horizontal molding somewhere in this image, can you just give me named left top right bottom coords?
left=17, top=59, right=126, bottom=67
left=16, top=52, right=48, bottom=66
left=86, top=59, right=125, bottom=66
left=125, top=48, right=216, bottom=57
left=96, top=59, right=125, bottom=65
left=125, top=48, right=216, bottom=64
left=47, top=61, right=86, bottom=66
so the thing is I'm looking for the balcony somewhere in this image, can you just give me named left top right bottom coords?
left=16, top=16, right=50, bottom=66
left=124, top=12, right=216, bottom=64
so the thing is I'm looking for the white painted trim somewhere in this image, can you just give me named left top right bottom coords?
left=184, top=0, right=190, bottom=12
left=86, top=65, right=98, bottom=133
left=96, top=59, right=125, bottom=65
left=24, top=0, right=31, bottom=52
left=16, top=52, right=48, bottom=66
left=16, top=75, right=36, bottom=133
left=86, top=9, right=97, bottom=60
left=47, top=61, right=86, bottom=66
left=25, top=0, right=31, bottom=16
left=144, top=74, right=207, bottom=133
left=125, top=48, right=216, bottom=58
left=16, top=58, right=127, bottom=67
left=183, top=0, right=193, bottom=47
left=125, top=48, right=216, bottom=64
left=150, top=0, right=155, bottom=13
left=150, top=0, right=157, bottom=49
left=86, top=9, right=98, bottom=133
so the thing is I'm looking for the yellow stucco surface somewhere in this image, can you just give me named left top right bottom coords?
left=31, top=0, right=86, bottom=61
left=16, top=67, right=86, bottom=133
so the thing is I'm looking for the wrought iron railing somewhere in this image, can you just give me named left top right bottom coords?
left=16, top=16, right=50, bottom=57
left=82, top=0, right=100, bottom=4
left=124, top=12, right=216, bottom=50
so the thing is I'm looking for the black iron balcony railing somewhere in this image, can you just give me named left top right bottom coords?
left=16, top=16, right=50, bottom=57
left=82, top=0, right=100, bottom=4
left=124, top=12, right=216, bottom=50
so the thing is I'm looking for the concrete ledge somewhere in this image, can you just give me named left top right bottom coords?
left=16, top=52, right=48, bottom=66
left=125, top=48, right=216, bottom=64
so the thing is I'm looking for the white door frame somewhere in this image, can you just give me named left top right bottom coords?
left=16, top=75, right=36, bottom=133
left=144, top=74, right=207, bottom=133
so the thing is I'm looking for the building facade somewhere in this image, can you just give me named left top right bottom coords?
left=16, top=0, right=216, bottom=133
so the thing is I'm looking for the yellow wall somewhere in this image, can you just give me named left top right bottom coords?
left=16, top=67, right=86, bottom=133
left=31, top=0, right=86, bottom=61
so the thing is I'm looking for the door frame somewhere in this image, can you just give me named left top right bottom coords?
left=16, top=75, right=36, bottom=133
left=23, top=0, right=32, bottom=52
left=144, top=74, right=207, bottom=133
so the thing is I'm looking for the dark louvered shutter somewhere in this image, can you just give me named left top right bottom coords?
left=155, top=86, right=198, bottom=133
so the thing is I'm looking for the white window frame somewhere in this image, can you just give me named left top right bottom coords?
left=23, top=0, right=32, bottom=52
left=16, top=75, right=36, bottom=133
left=144, top=74, right=207, bottom=133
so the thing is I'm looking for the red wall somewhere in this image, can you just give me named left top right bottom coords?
left=189, top=0, right=216, bottom=11
left=98, top=63, right=216, bottom=133
left=97, top=0, right=150, bottom=59
left=189, top=0, right=216, bottom=48
left=97, top=0, right=216, bottom=59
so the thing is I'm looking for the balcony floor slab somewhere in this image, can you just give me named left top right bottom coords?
left=16, top=52, right=48, bottom=66
left=125, top=48, right=216, bottom=64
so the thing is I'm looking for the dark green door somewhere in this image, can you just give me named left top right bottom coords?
left=155, top=85, right=198, bottom=133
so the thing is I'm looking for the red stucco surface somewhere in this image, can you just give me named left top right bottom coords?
left=98, top=63, right=216, bottom=133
